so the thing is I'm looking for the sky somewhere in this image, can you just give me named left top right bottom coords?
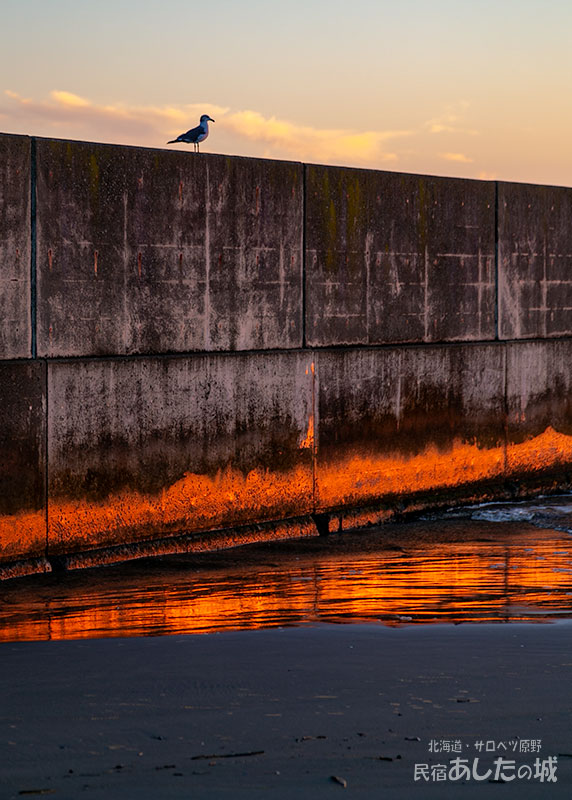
left=1, top=0, right=571, bottom=185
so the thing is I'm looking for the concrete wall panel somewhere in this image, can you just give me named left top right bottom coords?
left=1, top=134, right=572, bottom=570
left=506, top=340, right=572, bottom=477
left=306, top=166, right=496, bottom=346
left=47, top=353, right=314, bottom=554
left=36, top=140, right=303, bottom=357
left=314, top=345, right=506, bottom=510
left=0, top=134, right=31, bottom=358
left=499, top=182, right=572, bottom=338
left=0, top=362, right=46, bottom=562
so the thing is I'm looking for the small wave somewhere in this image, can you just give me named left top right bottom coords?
left=472, top=508, right=537, bottom=523
left=443, top=494, right=572, bottom=534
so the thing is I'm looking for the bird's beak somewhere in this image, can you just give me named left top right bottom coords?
left=210, top=117, right=215, bottom=122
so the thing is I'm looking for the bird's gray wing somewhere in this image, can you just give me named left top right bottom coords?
left=179, top=124, right=202, bottom=142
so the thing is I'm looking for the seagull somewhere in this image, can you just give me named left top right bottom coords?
left=167, top=114, right=215, bottom=152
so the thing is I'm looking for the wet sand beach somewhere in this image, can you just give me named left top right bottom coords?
left=1, top=623, right=571, bottom=799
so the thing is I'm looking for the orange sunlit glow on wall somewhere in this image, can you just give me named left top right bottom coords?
left=1, top=529, right=571, bottom=642
left=40, top=425, right=572, bottom=558
left=317, top=426, right=572, bottom=509
left=48, top=461, right=313, bottom=555
left=0, top=510, right=46, bottom=562
left=506, top=426, right=572, bottom=474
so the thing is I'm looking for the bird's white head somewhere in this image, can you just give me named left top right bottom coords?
left=200, top=114, right=215, bottom=124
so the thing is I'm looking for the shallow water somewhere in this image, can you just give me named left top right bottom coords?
left=1, top=496, right=572, bottom=641
left=442, top=493, right=572, bottom=530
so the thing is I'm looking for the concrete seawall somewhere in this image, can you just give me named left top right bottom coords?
left=2, top=131, right=572, bottom=575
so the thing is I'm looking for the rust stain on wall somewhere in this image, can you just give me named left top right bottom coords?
left=299, top=416, right=314, bottom=450
left=300, top=362, right=315, bottom=450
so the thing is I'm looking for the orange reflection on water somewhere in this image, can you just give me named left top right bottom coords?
left=1, top=527, right=571, bottom=642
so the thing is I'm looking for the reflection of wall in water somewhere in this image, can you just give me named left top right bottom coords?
left=1, top=528, right=571, bottom=640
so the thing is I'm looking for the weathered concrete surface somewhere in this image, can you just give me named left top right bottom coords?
left=38, top=338, right=572, bottom=562
left=498, top=181, right=572, bottom=339
left=313, top=345, right=506, bottom=511
left=47, top=353, right=314, bottom=554
left=36, top=140, right=303, bottom=357
left=0, top=362, right=46, bottom=562
left=305, top=165, right=496, bottom=346
left=3, top=134, right=572, bottom=570
left=0, top=134, right=31, bottom=358
left=506, top=340, right=572, bottom=479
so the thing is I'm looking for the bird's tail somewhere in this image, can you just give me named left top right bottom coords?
left=166, top=139, right=179, bottom=144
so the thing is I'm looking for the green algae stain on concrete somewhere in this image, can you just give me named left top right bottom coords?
left=326, top=198, right=338, bottom=271
left=345, top=175, right=362, bottom=252
left=89, top=154, right=100, bottom=185
left=321, top=169, right=337, bottom=272
left=88, top=153, right=101, bottom=209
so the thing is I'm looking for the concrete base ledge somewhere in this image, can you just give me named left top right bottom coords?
left=0, top=557, right=52, bottom=581
left=45, top=515, right=318, bottom=574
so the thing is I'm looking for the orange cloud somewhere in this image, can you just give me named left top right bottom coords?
left=50, top=91, right=91, bottom=108
left=440, top=152, right=475, bottom=163
left=1, top=90, right=491, bottom=176
left=425, top=102, right=478, bottom=137
left=1, top=89, right=410, bottom=167
left=221, top=109, right=408, bottom=164
left=1, top=89, right=225, bottom=145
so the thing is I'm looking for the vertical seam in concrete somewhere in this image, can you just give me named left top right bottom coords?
left=30, top=137, right=37, bottom=359
left=44, top=358, right=49, bottom=556
left=494, top=181, right=500, bottom=341
left=302, top=164, right=307, bottom=349
left=311, top=353, right=317, bottom=512
left=542, top=237, right=548, bottom=338
left=502, top=343, right=508, bottom=475
left=423, top=245, right=429, bottom=340
left=122, top=190, right=129, bottom=352
left=204, top=163, right=211, bottom=350
left=365, top=233, right=371, bottom=343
